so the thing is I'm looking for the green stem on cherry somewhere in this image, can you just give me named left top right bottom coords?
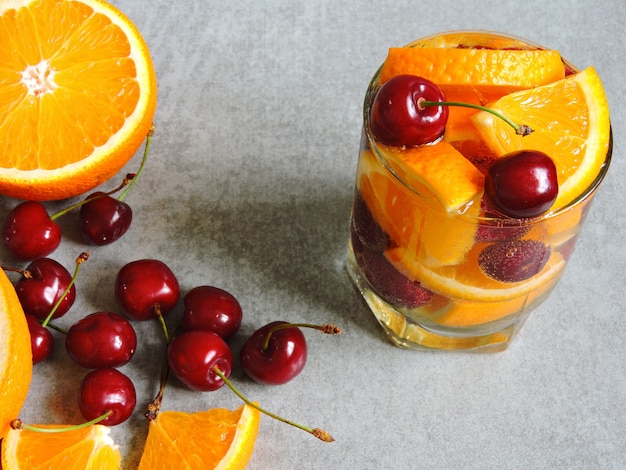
left=261, top=323, right=342, bottom=352
left=118, top=124, right=154, bottom=202
left=419, top=98, right=534, bottom=136
left=10, top=410, right=112, bottom=433
left=145, top=302, right=172, bottom=421
left=48, top=123, right=154, bottom=221
left=41, top=252, right=89, bottom=328
left=212, top=367, right=335, bottom=443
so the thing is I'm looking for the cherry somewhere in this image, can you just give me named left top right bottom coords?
left=181, top=286, right=242, bottom=339
left=78, top=367, right=136, bottom=426
left=240, top=321, right=308, bottom=385
left=2, top=201, right=61, bottom=261
left=167, top=330, right=233, bottom=391
left=66, top=311, right=137, bottom=369
left=115, top=259, right=180, bottom=321
left=369, top=74, right=448, bottom=147
left=25, top=314, right=54, bottom=364
left=351, top=189, right=392, bottom=253
left=485, top=150, right=559, bottom=218
left=478, top=239, right=551, bottom=283
left=359, top=247, right=432, bottom=308
left=79, top=192, right=133, bottom=246
left=15, top=258, right=76, bottom=320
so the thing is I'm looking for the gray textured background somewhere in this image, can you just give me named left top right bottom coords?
left=3, top=0, right=625, bottom=468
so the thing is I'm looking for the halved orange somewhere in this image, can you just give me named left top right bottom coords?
left=472, top=66, right=610, bottom=210
left=138, top=404, right=261, bottom=470
left=0, top=268, right=32, bottom=440
left=0, top=0, right=157, bottom=201
left=1, top=423, right=121, bottom=469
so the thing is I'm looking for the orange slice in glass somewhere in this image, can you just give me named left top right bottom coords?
left=138, top=404, right=261, bottom=470
left=0, top=0, right=157, bottom=201
left=1, top=424, right=121, bottom=470
left=472, top=66, right=610, bottom=210
left=386, top=243, right=566, bottom=302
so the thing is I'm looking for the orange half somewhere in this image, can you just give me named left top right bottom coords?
left=0, top=0, right=157, bottom=200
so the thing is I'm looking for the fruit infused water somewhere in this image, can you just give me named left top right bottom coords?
left=346, top=31, right=611, bottom=351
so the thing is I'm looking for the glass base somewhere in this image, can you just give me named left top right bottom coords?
left=345, top=249, right=531, bottom=352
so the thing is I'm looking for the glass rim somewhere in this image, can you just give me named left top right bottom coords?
left=362, top=31, right=612, bottom=224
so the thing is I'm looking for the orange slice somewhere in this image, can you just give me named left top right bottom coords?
left=358, top=142, right=483, bottom=265
left=0, top=268, right=32, bottom=440
left=1, top=424, right=121, bottom=469
left=472, top=66, right=611, bottom=210
left=138, top=404, right=261, bottom=470
left=382, top=141, right=485, bottom=212
left=379, top=47, right=565, bottom=90
left=386, top=243, right=566, bottom=302
left=0, top=0, right=157, bottom=201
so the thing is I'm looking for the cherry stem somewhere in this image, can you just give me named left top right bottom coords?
left=49, top=177, right=134, bottom=222
left=10, top=410, right=112, bottom=433
left=212, top=367, right=335, bottom=443
left=41, top=252, right=89, bottom=328
left=145, top=302, right=171, bottom=421
left=262, top=323, right=342, bottom=351
left=1, top=266, right=32, bottom=279
left=118, top=124, right=154, bottom=202
left=419, top=98, right=534, bottom=136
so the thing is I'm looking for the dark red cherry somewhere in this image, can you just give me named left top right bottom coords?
left=369, top=74, right=448, bottom=147
left=485, top=150, right=559, bottom=218
left=66, top=311, right=137, bottom=368
left=25, top=314, right=54, bottom=364
left=79, top=192, right=132, bottom=246
left=240, top=321, right=307, bottom=385
left=167, top=330, right=233, bottom=391
left=2, top=201, right=61, bottom=261
left=359, top=248, right=432, bottom=308
left=115, top=259, right=180, bottom=321
left=181, top=286, right=242, bottom=339
left=78, top=368, right=136, bottom=426
left=478, top=239, right=550, bottom=283
left=351, top=189, right=392, bottom=252
left=15, top=258, right=76, bottom=320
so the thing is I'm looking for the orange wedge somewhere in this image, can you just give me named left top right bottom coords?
left=0, top=268, right=32, bottom=440
left=472, top=66, right=611, bottom=210
left=1, top=424, right=121, bottom=469
left=0, top=0, right=157, bottom=201
left=138, top=404, right=261, bottom=470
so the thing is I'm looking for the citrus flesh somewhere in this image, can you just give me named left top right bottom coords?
left=0, top=268, right=32, bottom=440
left=1, top=423, right=121, bottom=470
left=0, top=0, right=157, bottom=201
left=137, top=404, right=261, bottom=470
left=472, top=66, right=611, bottom=211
